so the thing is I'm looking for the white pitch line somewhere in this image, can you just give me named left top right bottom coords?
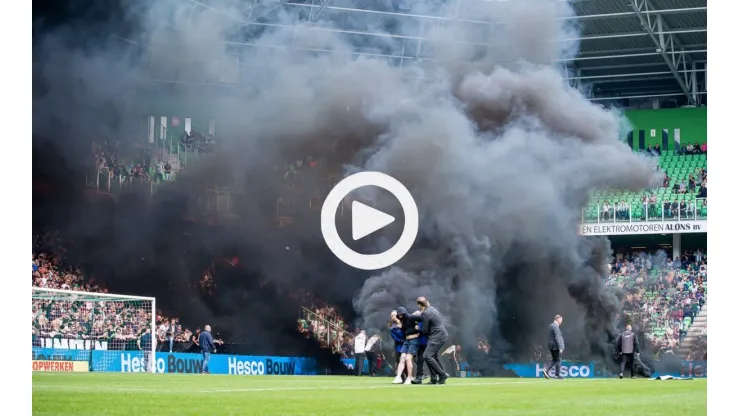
left=33, top=379, right=616, bottom=394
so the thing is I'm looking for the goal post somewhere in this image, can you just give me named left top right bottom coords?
left=32, top=287, right=156, bottom=373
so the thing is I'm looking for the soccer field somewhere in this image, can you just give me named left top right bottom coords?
left=32, top=374, right=706, bottom=416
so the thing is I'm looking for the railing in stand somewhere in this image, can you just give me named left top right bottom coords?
left=582, top=198, right=707, bottom=224
left=85, top=169, right=156, bottom=196
left=300, top=306, right=353, bottom=355
left=153, top=132, right=202, bottom=170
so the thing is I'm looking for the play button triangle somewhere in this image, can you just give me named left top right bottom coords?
left=352, top=201, right=396, bottom=241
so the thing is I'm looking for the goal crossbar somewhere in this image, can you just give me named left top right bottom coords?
left=32, top=286, right=156, bottom=302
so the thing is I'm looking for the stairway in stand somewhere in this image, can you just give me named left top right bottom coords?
left=676, top=303, right=707, bottom=357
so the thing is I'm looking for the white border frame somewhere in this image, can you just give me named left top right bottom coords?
left=9, top=1, right=727, bottom=415
left=5, top=1, right=32, bottom=414
left=707, top=2, right=733, bottom=415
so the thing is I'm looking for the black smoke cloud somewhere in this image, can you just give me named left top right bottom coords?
left=34, top=0, right=659, bottom=368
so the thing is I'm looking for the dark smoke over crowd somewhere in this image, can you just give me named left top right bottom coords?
left=33, top=0, right=660, bottom=371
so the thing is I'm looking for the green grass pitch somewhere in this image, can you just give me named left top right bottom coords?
left=33, top=373, right=706, bottom=416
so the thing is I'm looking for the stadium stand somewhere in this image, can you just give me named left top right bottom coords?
left=585, top=152, right=707, bottom=222
left=296, top=291, right=354, bottom=358
left=87, top=119, right=216, bottom=195
left=32, top=230, right=204, bottom=351
left=607, top=249, right=706, bottom=360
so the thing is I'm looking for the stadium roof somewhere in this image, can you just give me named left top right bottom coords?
left=172, top=0, right=707, bottom=107
left=567, top=0, right=706, bottom=105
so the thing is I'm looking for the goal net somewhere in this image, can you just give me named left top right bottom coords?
left=32, top=287, right=156, bottom=373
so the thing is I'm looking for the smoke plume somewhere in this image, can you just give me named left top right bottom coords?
left=34, top=0, right=659, bottom=368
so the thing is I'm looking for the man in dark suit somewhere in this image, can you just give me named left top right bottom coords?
left=543, top=315, right=564, bottom=380
left=409, top=297, right=449, bottom=384
left=617, top=324, right=640, bottom=379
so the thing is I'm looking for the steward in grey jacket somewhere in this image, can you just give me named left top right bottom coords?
left=617, top=325, right=640, bottom=379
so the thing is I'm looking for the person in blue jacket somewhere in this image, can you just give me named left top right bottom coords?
left=389, top=310, right=406, bottom=381
left=198, top=325, right=217, bottom=374
left=411, top=320, right=429, bottom=384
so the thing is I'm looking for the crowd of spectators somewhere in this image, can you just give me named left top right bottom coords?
left=607, top=249, right=706, bottom=360
left=154, top=315, right=224, bottom=353
left=92, top=140, right=173, bottom=185
left=598, top=167, right=707, bottom=222
left=90, top=130, right=220, bottom=194
left=276, top=156, right=327, bottom=217
left=32, top=230, right=204, bottom=351
left=181, top=130, right=217, bottom=154
left=295, top=291, right=353, bottom=357
left=33, top=298, right=152, bottom=349
left=676, top=142, right=708, bottom=155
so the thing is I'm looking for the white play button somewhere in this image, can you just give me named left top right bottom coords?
left=351, top=201, right=395, bottom=241
left=321, top=171, right=419, bottom=271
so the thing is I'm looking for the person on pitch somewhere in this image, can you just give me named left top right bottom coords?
left=617, top=324, right=640, bottom=379
left=392, top=306, right=420, bottom=385
left=389, top=311, right=406, bottom=382
left=441, top=344, right=461, bottom=376
left=408, top=297, right=449, bottom=384
left=410, top=316, right=429, bottom=384
left=137, top=328, right=153, bottom=372
left=198, top=324, right=217, bottom=375
left=365, top=332, right=381, bottom=376
left=543, top=315, right=564, bottom=380
left=353, top=330, right=367, bottom=376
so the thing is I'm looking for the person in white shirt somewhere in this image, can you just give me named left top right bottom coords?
left=441, top=345, right=461, bottom=376
left=602, top=202, right=611, bottom=221
left=353, top=330, right=367, bottom=376
left=617, top=200, right=629, bottom=220
left=364, top=334, right=381, bottom=376
left=157, top=323, right=168, bottom=350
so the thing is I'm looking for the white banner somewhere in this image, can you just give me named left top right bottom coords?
left=579, top=220, right=706, bottom=236
left=42, top=338, right=108, bottom=351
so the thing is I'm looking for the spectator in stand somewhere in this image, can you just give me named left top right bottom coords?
left=698, top=180, right=707, bottom=198
left=648, top=193, right=658, bottom=219
left=602, top=201, right=612, bottom=221
left=166, top=318, right=177, bottom=353
left=156, top=319, right=168, bottom=350
left=191, top=327, right=201, bottom=352
left=155, top=160, right=165, bottom=183
left=164, top=162, right=172, bottom=181
left=678, top=179, right=687, bottom=194
left=617, top=200, right=629, bottom=220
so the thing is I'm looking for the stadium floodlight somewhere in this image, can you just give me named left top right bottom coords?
left=32, top=287, right=156, bottom=373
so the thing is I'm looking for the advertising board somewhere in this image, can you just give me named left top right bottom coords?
left=32, top=360, right=89, bottom=372
left=95, top=351, right=319, bottom=375
left=32, top=347, right=706, bottom=378
left=579, top=220, right=706, bottom=236
left=503, top=361, right=597, bottom=378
